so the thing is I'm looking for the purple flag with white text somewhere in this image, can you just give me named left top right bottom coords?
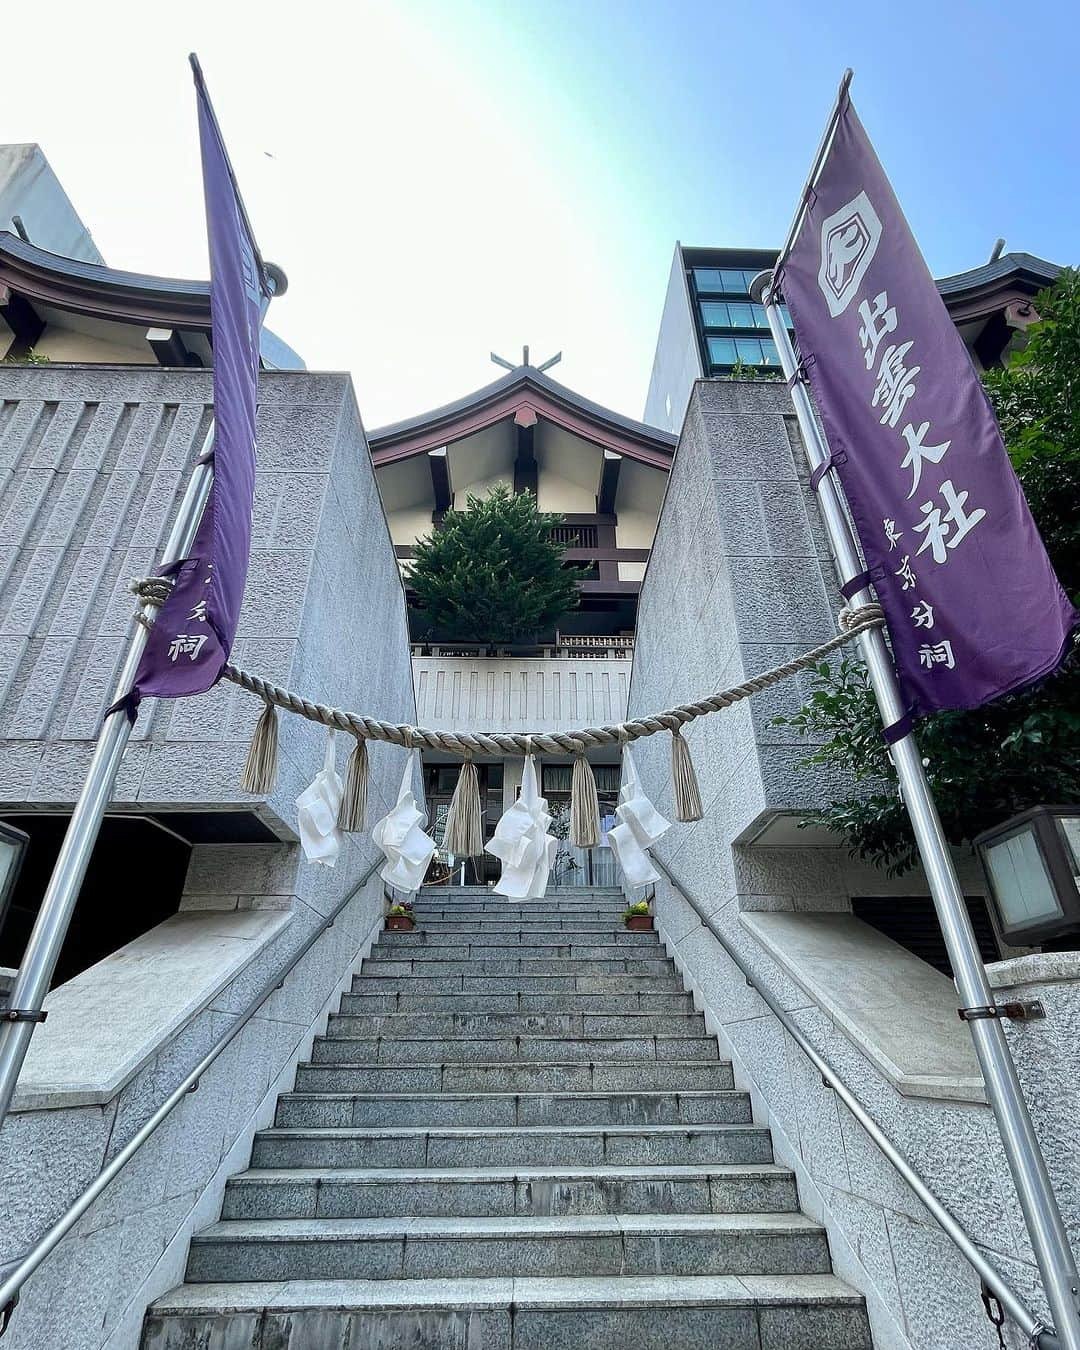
left=779, top=90, right=1076, bottom=723
left=128, top=56, right=267, bottom=709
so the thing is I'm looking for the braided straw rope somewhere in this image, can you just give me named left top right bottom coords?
left=220, top=603, right=884, bottom=756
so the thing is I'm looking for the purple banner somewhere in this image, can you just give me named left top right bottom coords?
left=128, top=57, right=266, bottom=708
left=780, top=91, right=1076, bottom=720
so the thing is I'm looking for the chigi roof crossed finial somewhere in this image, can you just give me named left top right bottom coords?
left=489, top=344, right=562, bottom=372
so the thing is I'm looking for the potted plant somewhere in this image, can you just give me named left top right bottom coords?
left=386, top=901, right=416, bottom=931
left=623, top=899, right=653, bottom=931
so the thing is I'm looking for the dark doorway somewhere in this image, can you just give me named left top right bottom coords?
left=0, top=814, right=191, bottom=990
left=425, top=763, right=505, bottom=884
left=851, top=895, right=1000, bottom=978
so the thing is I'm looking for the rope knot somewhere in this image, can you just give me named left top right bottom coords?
left=839, top=602, right=884, bottom=633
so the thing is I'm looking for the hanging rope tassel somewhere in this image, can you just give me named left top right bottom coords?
left=570, top=752, right=601, bottom=848
left=337, top=734, right=370, bottom=832
left=444, top=756, right=484, bottom=857
left=670, top=726, right=703, bottom=822
left=241, top=699, right=279, bottom=794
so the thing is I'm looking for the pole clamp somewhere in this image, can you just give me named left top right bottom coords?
left=959, top=1001, right=1045, bottom=1023
left=0, top=1008, right=47, bottom=1024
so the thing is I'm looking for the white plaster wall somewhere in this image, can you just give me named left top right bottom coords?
left=628, top=378, right=1049, bottom=1350
left=0, top=365, right=419, bottom=1347
left=33, top=328, right=157, bottom=365
left=413, top=654, right=630, bottom=734
left=643, top=245, right=702, bottom=434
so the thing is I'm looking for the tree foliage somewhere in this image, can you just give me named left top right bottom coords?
left=406, top=484, right=587, bottom=643
left=777, top=270, right=1080, bottom=873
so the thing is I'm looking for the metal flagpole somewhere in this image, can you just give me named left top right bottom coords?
left=753, top=271, right=1080, bottom=1349
left=0, top=275, right=279, bottom=1133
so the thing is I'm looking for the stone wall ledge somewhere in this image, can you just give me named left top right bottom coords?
left=987, top=951, right=1080, bottom=989
left=741, top=910, right=986, bottom=1104
left=10, top=908, right=292, bottom=1112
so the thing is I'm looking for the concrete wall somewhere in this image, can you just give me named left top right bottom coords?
left=0, top=365, right=419, bottom=1347
left=643, top=245, right=701, bottom=434
left=627, top=378, right=1054, bottom=1350
left=0, top=145, right=104, bottom=264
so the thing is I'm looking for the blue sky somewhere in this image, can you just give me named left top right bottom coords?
left=6, top=1, right=1077, bottom=426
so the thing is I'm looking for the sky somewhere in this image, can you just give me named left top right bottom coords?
left=5, top=0, right=1078, bottom=428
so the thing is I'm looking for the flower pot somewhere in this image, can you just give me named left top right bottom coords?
left=387, top=914, right=416, bottom=931
left=625, top=914, right=653, bottom=931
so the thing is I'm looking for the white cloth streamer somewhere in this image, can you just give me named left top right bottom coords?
left=487, top=754, right=558, bottom=900
left=372, top=754, right=436, bottom=891
left=296, top=730, right=344, bottom=866
left=608, top=748, right=671, bottom=886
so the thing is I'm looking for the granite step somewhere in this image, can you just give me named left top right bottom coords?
left=361, top=956, right=676, bottom=976
left=350, top=971, right=685, bottom=994
left=221, top=1164, right=798, bottom=1219
left=274, top=1088, right=753, bottom=1129
left=144, top=1274, right=874, bottom=1350
left=323, top=1010, right=707, bottom=1039
left=292, top=1058, right=738, bottom=1095
left=339, top=989, right=695, bottom=1015
left=186, top=1213, right=832, bottom=1283
left=380, top=927, right=658, bottom=944
left=250, top=1124, right=774, bottom=1169
left=309, top=1034, right=720, bottom=1065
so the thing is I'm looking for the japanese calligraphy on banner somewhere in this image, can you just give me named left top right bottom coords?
left=126, top=57, right=268, bottom=711
left=779, top=91, right=1076, bottom=720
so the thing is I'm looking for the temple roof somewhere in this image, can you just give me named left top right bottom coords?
left=368, top=364, right=677, bottom=469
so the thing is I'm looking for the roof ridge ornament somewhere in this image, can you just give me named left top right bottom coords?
left=490, top=345, right=562, bottom=373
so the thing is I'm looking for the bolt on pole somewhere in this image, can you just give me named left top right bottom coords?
left=753, top=270, right=1080, bottom=1350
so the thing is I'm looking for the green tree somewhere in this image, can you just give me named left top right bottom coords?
left=777, top=270, right=1080, bottom=874
left=406, top=484, right=587, bottom=643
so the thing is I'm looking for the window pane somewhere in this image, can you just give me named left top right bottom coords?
left=542, top=764, right=572, bottom=794
left=751, top=304, right=769, bottom=329
left=720, top=269, right=746, bottom=292
left=700, top=301, right=729, bottom=327
left=781, top=304, right=795, bottom=328
left=744, top=269, right=761, bottom=289
left=693, top=268, right=723, bottom=292
left=736, top=338, right=763, bottom=363
left=727, top=303, right=753, bottom=328
left=985, top=831, right=1063, bottom=927
left=760, top=338, right=780, bottom=365
left=594, top=764, right=622, bottom=792
left=707, top=337, right=737, bottom=366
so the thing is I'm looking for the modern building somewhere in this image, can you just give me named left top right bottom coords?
left=645, top=240, right=1062, bottom=433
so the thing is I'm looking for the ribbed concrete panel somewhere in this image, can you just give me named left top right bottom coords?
left=0, top=366, right=414, bottom=828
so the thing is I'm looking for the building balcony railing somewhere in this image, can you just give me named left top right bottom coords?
left=410, top=634, right=635, bottom=660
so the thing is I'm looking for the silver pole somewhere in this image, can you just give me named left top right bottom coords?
left=0, top=440, right=216, bottom=1130
left=753, top=271, right=1080, bottom=1349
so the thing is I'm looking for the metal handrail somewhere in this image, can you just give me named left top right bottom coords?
left=0, top=854, right=387, bottom=1332
left=653, top=855, right=1058, bottom=1349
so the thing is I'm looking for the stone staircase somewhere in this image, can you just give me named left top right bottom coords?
left=143, top=886, right=872, bottom=1349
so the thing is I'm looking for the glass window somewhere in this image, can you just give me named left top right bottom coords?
left=780, top=304, right=795, bottom=328
left=542, top=765, right=572, bottom=794
left=985, top=830, right=1063, bottom=927
left=700, top=301, right=729, bottom=327
left=594, top=764, right=622, bottom=792
left=751, top=304, right=769, bottom=328
left=760, top=338, right=780, bottom=365
left=726, top=303, right=753, bottom=328
left=720, top=269, right=747, bottom=292
left=736, top=338, right=763, bottom=363
left=693, top=268, right=724, bottom=293
left=707, top=337, right=737, bottom=366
